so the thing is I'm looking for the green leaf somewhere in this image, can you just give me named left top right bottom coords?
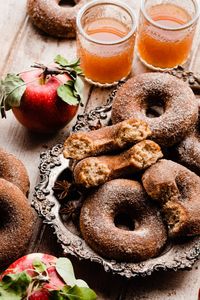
left=50, top=286, right=97, bottom=300
left=55, top=55, right=69, bottom=67
left=3, top=73, right=26, bottom=109
left=54, top=55, right=84, bottom=77
left=74, top=76, right=84, bottom=101
left=66, top=80, right=74, bottom=88
left=66, top=58, right=80, bottom=68
left=0, top=271, right=32, bottom=299
left=0, top=288, right=21, bottom=300
left=33, top=259, right=47, bottom=273
left=57, top=84, right=79, bottom=106
left=65, top=286, right=97, bottom=300
left=75, top=280, right=88, bottom=288
left=55, top=258, right=76, bottom=287
left=50, top=286, right=70, bottom=300
left=73, top=66, right=84, bottom=75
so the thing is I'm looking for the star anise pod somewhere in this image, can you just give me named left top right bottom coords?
left=53, top=180, right=72, bottom=200
left=60, top=200, right=82, bottom=222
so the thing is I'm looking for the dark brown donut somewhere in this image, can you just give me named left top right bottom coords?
left=142, top=159, right=200, bottom=238
left=111, top=73, right=198, bottom=147
left=0, top=148, right=30, bottom=195
left=176, top=106, right=200, bottom=176
left=0, top=179, right=34, bottom=267
left=80, top=179, right=167, bottom=262
left=27, top=0, right=89, bottom=38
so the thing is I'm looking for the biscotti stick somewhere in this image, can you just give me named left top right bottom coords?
left=73, top=140, right=163, bottom=188
left=63, top=119, right=151, bottom=160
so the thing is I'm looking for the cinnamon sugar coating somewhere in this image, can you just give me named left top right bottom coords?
left=74, top=140, right=163, bottom=188
left=27, top=0, right=89, bottom=38
left=176, top=107, right=200, bottom=175
left=0, top=179, right=35, bottom=267
left=0, top=148, right=30, bottom=195
left=63, top=119, right=151, bottom=160
left=80, top=179, right=167, bottom=261
left=111, top=73, right=198, bottom=147
left=142, top=159, right=200, bottom=238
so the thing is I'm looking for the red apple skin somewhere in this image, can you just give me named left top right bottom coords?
left=12, top=70, right=78, bottom=133
left=0, top=253, right=65, bottom=291
left=29, top=289, right=50, bottom=300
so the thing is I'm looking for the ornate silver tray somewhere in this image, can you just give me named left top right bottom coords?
left=32, top=67, right=200, bottom=278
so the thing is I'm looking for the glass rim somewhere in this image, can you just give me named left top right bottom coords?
left=141, top=0, right=200, bottom=31
left=76, top=0, right=137, bottom=45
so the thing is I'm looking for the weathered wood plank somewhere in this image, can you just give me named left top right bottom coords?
left=124, top=264, right=200, bottom=300
left=0, top=0, right=27, bottom=75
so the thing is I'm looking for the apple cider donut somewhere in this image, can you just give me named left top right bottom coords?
left=142, top=159, right=200, bottom=238
left=80, top=179, right=167, bottom=261
left=111, top=73, right=198, bottom=147
left=176, top=108, right=200, bottom=176
left=74, top=140, right=163, bottom=188
left=63, top=119, right=151, bottom=160
left=0, top=148, right=30, bottom=195
left=27, top=0, right=89, bottom=38
left=0, top=179, right=34, bottom=267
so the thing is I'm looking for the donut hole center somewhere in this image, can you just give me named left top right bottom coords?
left=114, top=212, right=135, bottom=231
left=59, top=0, right=76, bottom=7
left=145, top=94, right=165, bottom=118
left=0, top=202, right=10, bottom=228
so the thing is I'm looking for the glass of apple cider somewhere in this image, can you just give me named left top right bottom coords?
left=137, top=0, right=199, bottom=70
left=76, top=0, right=136, bottom=86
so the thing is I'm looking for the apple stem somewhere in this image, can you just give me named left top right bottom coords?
left=32, top=63, right=66, bottom=77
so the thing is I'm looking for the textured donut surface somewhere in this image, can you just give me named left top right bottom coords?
left=0, top=179, right=34, bottom=267
left=176, top=107, right=200, bottom=175
left=80, top=179, right=167, bottom=262
left=27, top=0, right=89, bottom=38
left=142, top=159, right=200, bottom=238
left=111, top=73, right=198, bottom=146
left=0, top=148, right=30, bottom=195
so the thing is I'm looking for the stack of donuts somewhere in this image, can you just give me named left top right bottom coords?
left=0, top=149, right=35, bottom=267
left=63, top=72, right=200, bottom=262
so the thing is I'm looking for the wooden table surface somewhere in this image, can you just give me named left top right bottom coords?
left=1, top=1, right=200, bottom=299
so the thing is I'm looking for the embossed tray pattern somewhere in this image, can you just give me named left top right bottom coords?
left=32, top=69, right=200, bottom=278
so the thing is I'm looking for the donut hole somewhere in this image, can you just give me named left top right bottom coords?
left=145, top=94, right=165, bottom=118
left=114, top=212, right=135, bottom=231
left=59, top=0, right=76, bottom=7
left=0, top=201, right=11, bottom=228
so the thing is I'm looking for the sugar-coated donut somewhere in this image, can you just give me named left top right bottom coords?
left=80, top=179, right=167, bottom=262
left=27, top=0, right=89, bottom=38
left=176, top=107, right=200, bottom=176
left=0, top=148, right=29, bottom=195
left=111, top=73, right=198, bottom=147
left=0, top=179, right=34, bottom=267
left=142, top=160, right=200, bottom=238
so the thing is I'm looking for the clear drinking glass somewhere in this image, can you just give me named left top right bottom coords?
left=76, top=0, right=137, bottom=86
left=137, top=0, right=199, bottom=70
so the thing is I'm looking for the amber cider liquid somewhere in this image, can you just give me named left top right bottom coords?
left=137, top=3, right=195, bottom=69
left=77, top=18, right=135, bottom=84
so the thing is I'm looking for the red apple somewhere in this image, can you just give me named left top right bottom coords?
left=12, top=69, right=78, bottom=133
left=1, top=253, right=64, bottom=288
left=0, top=253, right=97, bottom=300
left=0, top=56, right=84, bottom=133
